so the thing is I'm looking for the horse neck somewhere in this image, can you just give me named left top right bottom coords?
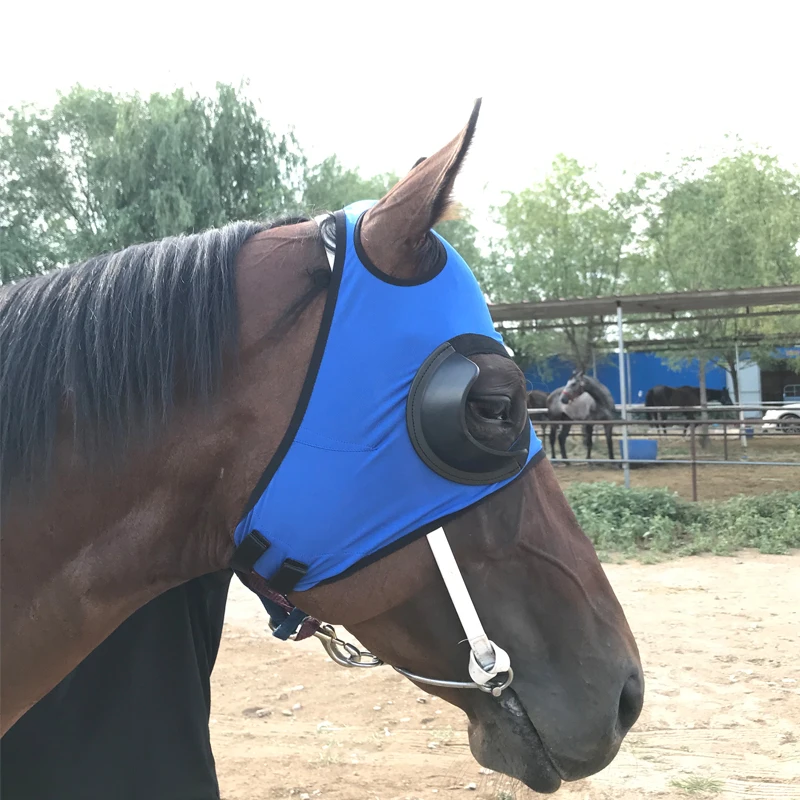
left=0, top=222, right=329, bottom=732
left=581, top=377, right=615, bottom=413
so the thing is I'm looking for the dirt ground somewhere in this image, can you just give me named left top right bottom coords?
left=210, top=552, right=800, bottom=800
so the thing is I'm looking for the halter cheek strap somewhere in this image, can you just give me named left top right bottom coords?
left=424, top=527, right=511, bottom=689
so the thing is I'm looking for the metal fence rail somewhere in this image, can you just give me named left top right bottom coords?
left=526, top=403, right=800, bottom=501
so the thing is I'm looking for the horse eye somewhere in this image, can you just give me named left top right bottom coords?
left=472, top=397, right=511, bottom=422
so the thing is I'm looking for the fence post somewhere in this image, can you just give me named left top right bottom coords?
left=735, top=341, right=748, bottom=459
left=616, top=302, right=630, bottom=489
left=690, top=422, right=698, bottom=502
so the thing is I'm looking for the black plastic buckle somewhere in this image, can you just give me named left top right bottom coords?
left=230, top=530, right=271, bottom=573
left=270, top=558, right=309, bottom=594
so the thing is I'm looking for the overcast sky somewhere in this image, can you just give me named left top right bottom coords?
left=3, top=1, right=798, bottom=220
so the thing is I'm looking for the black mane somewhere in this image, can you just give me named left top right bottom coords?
left=0, top=216, right=318, bottom=496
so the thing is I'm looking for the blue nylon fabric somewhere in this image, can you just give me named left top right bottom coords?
left=234, top=201, right=542, bottom=591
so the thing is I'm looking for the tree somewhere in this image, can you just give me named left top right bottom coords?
left=482, top=155, right=638, bottom=370
left=636, top=146, right=800, bottom=403
left=0, top=83, right=304, bottom=282
left=436, top=213, right=486, bottom=274
left=303, top=155, right=397, bottom=212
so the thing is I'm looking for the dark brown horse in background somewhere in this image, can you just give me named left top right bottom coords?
left=527, top=388, right=549, bottom=441
left=646, top=384, right=733, bottom=434
left=0, top=101, right=643, bottom=793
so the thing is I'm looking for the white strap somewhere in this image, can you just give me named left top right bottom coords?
left=426, top=527, right=511, bottom=686
left=314, top=213, right=336, bottom=270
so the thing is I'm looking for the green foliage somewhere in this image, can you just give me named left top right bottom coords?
left=0, top=78, right=490, bottom=288
left=669, top=776, right=723, bottom=795
left=303, top=154, right=397, bottom=212
left=484, top=155, right=638, bottom=369
left=435, top=213, right=485, bottom=273
left=633, top=146, right=800, bottom=382
left=0, top=83, right=304, bottom=281
left=564, top=482, right=800, bottom=559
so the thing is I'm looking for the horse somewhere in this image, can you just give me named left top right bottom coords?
left=645, top=384, right=733, bottom=434
left=527, top=388, right=549, bottom=441
left=0, top=100, right=643, bottom=793
left=546, top=371, right=617, bottom=462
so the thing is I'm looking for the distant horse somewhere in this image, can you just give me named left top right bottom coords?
left=546, top=372, right=617, bottom=461
left=527, top=389, right=549, bottom=441
left=645, top=384, right=733, bottom=434
left=0, top=102, right=642, bottom=792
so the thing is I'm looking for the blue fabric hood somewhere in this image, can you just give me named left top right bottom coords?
left=234, top=202, right=542, bottom=591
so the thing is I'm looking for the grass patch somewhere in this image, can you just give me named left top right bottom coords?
left=564, top=483, right=800, bottom=559
left=670, top=776, right=723, bottom=794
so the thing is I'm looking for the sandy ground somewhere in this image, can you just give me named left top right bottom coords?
left=210, top=552, right=800, bottom=800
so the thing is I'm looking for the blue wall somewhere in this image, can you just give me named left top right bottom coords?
left=524, top=352, right=730, bottom=405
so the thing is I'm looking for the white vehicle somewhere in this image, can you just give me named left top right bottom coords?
left=762, top=402, right=800, bottom=434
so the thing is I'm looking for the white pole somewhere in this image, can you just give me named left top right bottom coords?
left=617, top=303, right=631, bottom=489
left=735, top=340, right=748, bottom=456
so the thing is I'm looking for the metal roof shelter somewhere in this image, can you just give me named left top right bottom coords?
left=487, top=284, right=800, bottom=488
left=489, top=285, right=800, bottom=323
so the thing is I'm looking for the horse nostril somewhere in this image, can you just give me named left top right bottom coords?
left=618, top=670, right=644, bottom=733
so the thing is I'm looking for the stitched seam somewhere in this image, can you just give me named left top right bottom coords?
left=294, top=435, right=377, bottom=453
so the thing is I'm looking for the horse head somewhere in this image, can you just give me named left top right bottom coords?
left=560, top=370, right=587, bottom=404
left=273, top=106, right=643, bottom=791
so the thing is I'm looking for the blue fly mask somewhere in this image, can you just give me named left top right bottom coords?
left=231, top=200, right=543, bottom=695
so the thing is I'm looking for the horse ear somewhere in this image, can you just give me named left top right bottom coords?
left=359, top=99, right=481, bottom=280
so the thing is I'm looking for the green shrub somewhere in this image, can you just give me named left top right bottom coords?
left=563, top=483, right=800, bottom=559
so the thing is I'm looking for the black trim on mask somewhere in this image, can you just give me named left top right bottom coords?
left=240, top=210, right=346, bottom=518
left=312, top=449, right=544, bottom=588
left=353, top=211, right=447, bottom=287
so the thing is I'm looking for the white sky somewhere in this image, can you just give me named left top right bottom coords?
left=3, top=0, right=799, bottom=226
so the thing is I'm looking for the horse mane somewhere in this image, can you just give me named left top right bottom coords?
left=0, top=215, right=317, bottom=497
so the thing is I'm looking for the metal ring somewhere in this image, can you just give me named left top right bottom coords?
left=313, top=629, right=384, bottom=669
left=479, top=668, right=514, bottom=697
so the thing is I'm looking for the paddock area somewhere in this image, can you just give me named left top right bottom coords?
left=540, top=432, right=799, bottom=501
left=210, top=555, right=800, bottom=799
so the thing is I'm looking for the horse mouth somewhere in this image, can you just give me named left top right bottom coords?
left=468, top=689, right=562, bottom=793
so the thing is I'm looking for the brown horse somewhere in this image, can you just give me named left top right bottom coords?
left=0, top=101, right=643, bottom=792
left=527, top=388, right=550, bottom=441
left=645, top=384, right=733, bottom=434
